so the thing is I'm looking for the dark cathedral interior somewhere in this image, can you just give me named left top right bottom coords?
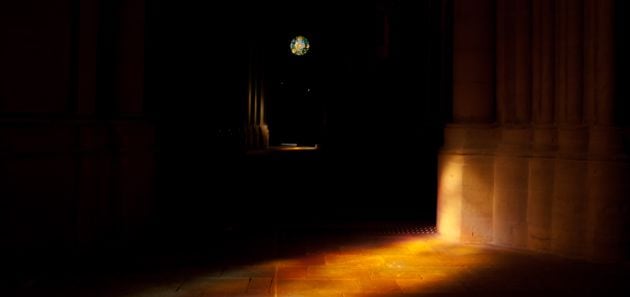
left=1, top=0, right=629, bottom=296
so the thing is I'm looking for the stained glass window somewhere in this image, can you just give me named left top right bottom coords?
left=290, top=35, right=310, bottom=56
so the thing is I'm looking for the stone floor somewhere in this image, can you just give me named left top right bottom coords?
left=9, top=225, right=630, bottom=297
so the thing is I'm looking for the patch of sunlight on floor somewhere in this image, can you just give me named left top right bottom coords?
left=65, top=231, right=630, bottom=297
left=145, top=234, right=495, bottom=297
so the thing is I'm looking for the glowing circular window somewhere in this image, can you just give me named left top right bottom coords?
left=290, top=35, right=310, bottom=56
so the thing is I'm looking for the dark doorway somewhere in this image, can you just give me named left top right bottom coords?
left=148, top=0, right=448, bottom=229
left=267, top=33, right=323, bottom=147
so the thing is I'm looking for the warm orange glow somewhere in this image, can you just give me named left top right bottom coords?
left=120, top=235, right=493, bottom=297
left=259, top=236, right=490, bottom=296
left=438, top=154, right=493, bottom=244
left=87, top=232, right=626, bottom=296
left=246, top=145, right=319, bottom=156
left=437, top=155, right=463, bottom=241
left=272, top=145, right=318, bottom=151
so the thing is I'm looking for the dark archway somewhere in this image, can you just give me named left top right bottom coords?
left=148, top=0, right=449, bottom=229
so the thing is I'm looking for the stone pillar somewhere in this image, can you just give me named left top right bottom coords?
left=554, top=0, right=566, bottom=125
left=76, top=0, right=100, bottom=115
left=527, top=0, right=555, bottom=252
left=514, top=0, right=532, bottom=124
left=495, top=0, right=514, bottom=125
left=75, top=0, right=105, bottom=247
left=532, top=0, right=555, bottom=125
left=116, top=0, right=145, bottom=114
left=439, top=126, right=496, bottom=243
left=566, top=0, right=584, bottom=125
left=496, top=0, right=532, bottom=124
left=451, top=0, right=494, bottom=123
left=551, top=0, right=588, bottom=258
left=73, top=0, right=155, bottom=247
left=438, top=0, right=495, bottom=243
left=584, top=0, right=629, bottom=261
left=438, top=154, right=464, bottom=242
left=492, top=129, right=530, bottom=248
left=527, top=149, right=554, bottom=251
left=492, top=0, right=531, bottom=249
left=245, top=43, right=269, bottom=149
left=440, top=0, right=628, bottom=261
left=594, top=0, right=615, bottom=126
left=583, top=0, right=596, bottom=125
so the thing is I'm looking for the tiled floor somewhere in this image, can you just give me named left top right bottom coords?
left=10, top=226, right=630, bottom=297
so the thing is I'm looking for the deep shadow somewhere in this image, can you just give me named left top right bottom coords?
left=149, top=0, right=447, bottom=236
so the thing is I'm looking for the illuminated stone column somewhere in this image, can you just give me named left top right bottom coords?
left=245, top=43, right=269, bottom=149
left=492, top=0, right=531, bottom=249
left=440, top=0, right=628, bottom=261
left=438, top=0, right=495, bottom=243
left=527, top=0, right=555, bottom=252
left=439, top=126, right=496, bottom=243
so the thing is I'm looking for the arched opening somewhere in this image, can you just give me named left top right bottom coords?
left=150, top=0, right=449, bottom=228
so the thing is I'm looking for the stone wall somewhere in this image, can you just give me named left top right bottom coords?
left=0, top=0, right=155, bottom=253
left=438, top=0, right=630, bottom=261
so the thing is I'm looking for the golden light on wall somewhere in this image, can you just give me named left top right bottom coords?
left=437, top=155, right=464, bottom=241
left=437, top=153, right=494, bottom=244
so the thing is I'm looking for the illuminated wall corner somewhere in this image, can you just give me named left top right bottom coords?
left=460, top=153, right=495, bottom=244
left=437, top=125, right=496, bottom=244
left=437, top=153, right=463, bottom=242
left=443, top=0, right=629, bottom=261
